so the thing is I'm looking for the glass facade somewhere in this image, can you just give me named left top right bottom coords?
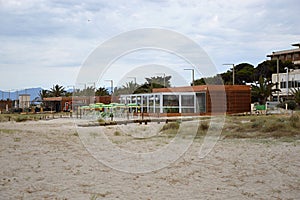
left=120, top=92, right=206, bottom=114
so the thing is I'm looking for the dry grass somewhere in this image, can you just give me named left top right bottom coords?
left=223, top=113, right=300, bottom=139
left=160, top=122, right=180, bottom=132
left=0, top=113, right=71, bottom=122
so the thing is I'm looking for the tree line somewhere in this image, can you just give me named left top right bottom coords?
left=194, top=60, right=297, bottom=85
left=39, top=60, right=300, bottom=107
left=39, top=85, right=110, bottom=99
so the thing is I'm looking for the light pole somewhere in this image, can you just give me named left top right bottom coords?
left=184, top=69, right=195, bottom=86
left=223, top=64, right=235, bottom=85
left=105, top=80, right=114, bottom=95
left=284, top=67, right=289, bottom=97
left=276, top=58, right=280, bottom=102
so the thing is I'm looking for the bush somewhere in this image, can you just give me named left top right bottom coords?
left=15, top=116, right=28, bottom=122
left=199, top=121, right=209, bottom=130
left=277, top=100, right=297, bottom=110
left=114, top=131, right=121, bottom=136
left=160, top=122, right=180, bottom=131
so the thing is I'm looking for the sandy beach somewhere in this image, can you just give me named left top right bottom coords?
left=0, top=118, right=299, bottom=199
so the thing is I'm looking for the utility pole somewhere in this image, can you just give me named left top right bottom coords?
left=105, top=80, right=114, bottom=95
left=276, top=58, right=279, bottom=102
left=223, top=64, right=235, bottom=85
left=184, top=69, right=195, bottom=86
left=285, top=67, right=289, bottom=97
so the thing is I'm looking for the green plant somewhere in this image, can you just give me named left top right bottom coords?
left=277, top=100, right=297, bottom=110
left=98, top=118, right=105, bottom=123
left=200, top=121, right=209, bottom=130
left=160, top=122, right=180, bottom=131
left=114, top=131, right=121, bottom=136
left=15, top=116, right=28, bottom=122
left=291, top=88, right=300, bottom=106
left=251, top=75, right=280, bottom=105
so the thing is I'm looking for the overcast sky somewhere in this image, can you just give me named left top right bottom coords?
left=0, top=0, right=299, bottom=91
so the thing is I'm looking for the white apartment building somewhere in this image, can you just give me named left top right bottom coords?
left=272, top=69, right=300, bottom=100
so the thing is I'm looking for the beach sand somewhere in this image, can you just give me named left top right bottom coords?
left=0, top=118, right=299, bottom=199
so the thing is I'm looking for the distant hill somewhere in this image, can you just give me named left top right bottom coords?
left=0, top=86, right=113, bottom=101
left=0, top=87, right=42, bottom=101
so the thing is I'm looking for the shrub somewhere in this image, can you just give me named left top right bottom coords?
left=277, top=100, right=297, bottom=110
left=199, top=121, right=209, bottom=130
left=160, top=122, right=180, bottom=131
left=114, top=131, right=121, bottom=136
left=15, top=116, right=28, bottom=122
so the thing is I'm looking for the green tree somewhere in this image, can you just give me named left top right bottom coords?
left=194, top=75, right=224, bottom=85
left=291, top=88, right=300, bottom=106
left=194, top=63, right=254, bottom=85
left=235, top=63, right=255, bottom=84
left=134, top=76, right=172, bottom=94
left=145, top=76, right=171, bottom=88
left=49, top=84, right=66, bottom=97
left=82, top=86, right=95, bottom=96
left=39, top=89, right=49, bottom=100
left=220, top=63, right=255, bottom=85
left=122, top=81, right=139, bottom=94
left=251, top=76, right=280, bottom=105
left=254, top=60, right=296, bottom=81
left=95, top=87, right=110, bottom=96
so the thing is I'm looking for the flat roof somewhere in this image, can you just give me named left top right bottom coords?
left=267, top=43, right=300, bottom=57
left=152, top=85, right=250, bottom=93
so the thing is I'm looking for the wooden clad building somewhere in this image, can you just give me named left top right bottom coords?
left=120, top=85, right=251, bottom=115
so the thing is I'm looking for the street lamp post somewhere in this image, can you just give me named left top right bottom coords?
left=223, top=64, right=235, bottom=85
left=184, top=69, right=195, bottom=86
left=105, top=80, right=114, bottom=95
left=276, top=58, right=280, bottom=102
left=284, top=67, right=289, bottom=97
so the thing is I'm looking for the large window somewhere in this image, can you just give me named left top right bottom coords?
left=163, top=95, right=179, bottom=113
left=181, top=95, right=195, bottom=113
left=196, top=93, right=206, bottom=113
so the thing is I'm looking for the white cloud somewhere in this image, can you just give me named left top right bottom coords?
left=0, top=0, right=299, bottom=90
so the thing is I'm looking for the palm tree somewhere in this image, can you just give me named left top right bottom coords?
left=122, top=81, right=139, bottom=94
left=39, top=89, right=49, bottom=100
left=82, top=86, right=95, bottom=96
left=145, top=75, right=171, bottom=88
left=95, top=87, right=110, bottom=96
left=49, top=84, right=66, bottom=97
left=251, top=76, right=280, bottom=105
left=291, top=88, right=300, bottom=106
